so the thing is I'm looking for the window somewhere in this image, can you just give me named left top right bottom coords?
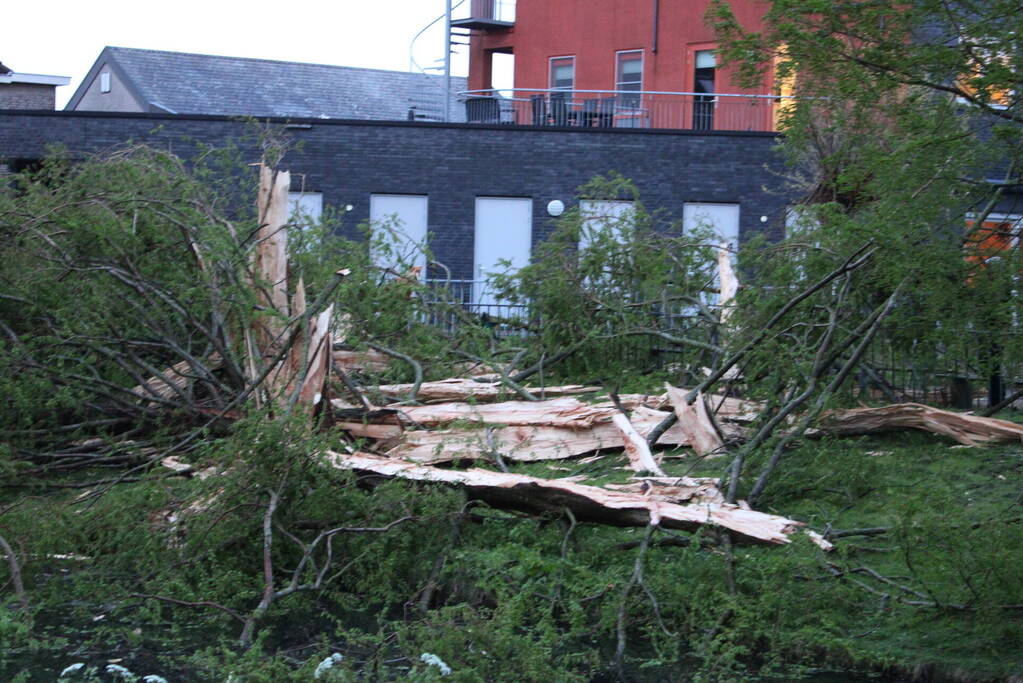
left=100, top=72, right=111, bottom=93
left=579, top=200, right=636, bottom=285
left=580, top=200, right=635, bottom=251
left=288, top=191, right=323, bottom=225
left=369, top=194, right=429, bottom=278
left=965, top=213, right=1022, bottom=266
left=549, top=56, right=575, bottom=91
left=693, top=50, right=716, bottom=130
left=615, top=51, right=643, bottom=106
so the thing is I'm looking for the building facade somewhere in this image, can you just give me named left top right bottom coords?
left=0, top=110, right=789, bottom=297
left=457, top=0, right=782, bottom=132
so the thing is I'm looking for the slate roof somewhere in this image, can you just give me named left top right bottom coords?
left=67, top=47, right=467, bottom=121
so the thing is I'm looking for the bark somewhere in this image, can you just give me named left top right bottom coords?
left=324, top=451, right=832, bottom=548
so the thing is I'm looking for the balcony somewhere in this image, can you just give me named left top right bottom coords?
left=451, top=0, right=515, bottom=30
left=459, top=88, right=792, bottom=133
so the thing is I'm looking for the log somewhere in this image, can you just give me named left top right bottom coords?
left=372, top=378, right=599, bottom=403
left=816, top=403, right=1023, bottom=447
left=332, top=348, right=392, bottom=373
left=665, top=385, right=726, bottom=457
left=381, top=405, right=692, bottom=464
left=324, top=451, right=832, bottom=548
left=612, top=413, right=666, bottom=476
left=378, top=397, right=617, bottom=429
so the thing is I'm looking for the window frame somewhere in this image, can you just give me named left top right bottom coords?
left=615, top=50, right=644, bottom=94
left=548, top=55, right=576, bottom=91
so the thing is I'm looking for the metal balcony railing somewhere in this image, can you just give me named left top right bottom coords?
left=459, top=88, right=793, bottom=133
left=451, top=0, right=515, bottom=28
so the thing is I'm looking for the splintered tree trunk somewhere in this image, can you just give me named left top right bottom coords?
left=612, top=413, right=667, bottom=476
left=324, top=451, right=832, bottom=548
left=817, top=403, right=1023, bottom=446
left=665, top=385, right=725, bottom=457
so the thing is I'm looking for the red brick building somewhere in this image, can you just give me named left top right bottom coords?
left=455, top=0, right=782, bottom=131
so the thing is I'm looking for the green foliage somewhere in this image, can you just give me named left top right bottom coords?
left=490, top=173, right=721, bottom=384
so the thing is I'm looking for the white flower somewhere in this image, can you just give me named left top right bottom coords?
left=105, top=663, right=136, bottom=680
left=142, top=676, right=169, bottom=683
left=313, top=653, right=344, bottom=679
left=59, top=663, right=86, bottom=677
left=419, top=653, right=452, bottom=676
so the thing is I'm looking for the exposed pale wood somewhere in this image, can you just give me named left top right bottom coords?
left=604, top=476, right=724, bottom=505
left=718, top=242, right=739, bottom=325
left=130, top=354, right=223, bottom=402
left=333, top=349, right=392, bottom=373
left=254, top=164, right=291, bottom=323
left=382, top=405, right=692, bottom=464
left=296, top=304, right=334, bottom=408
left=665, top=385, right=726, bottom=457
left=817, top=403, right=1023, bottom=447
left=612, top=413, right=667, bottom=476
left=381, top=397, right=617, bottom=429
left=373, top=378, right=599, bottom=403
left=324, top=451, right=831, bottom=548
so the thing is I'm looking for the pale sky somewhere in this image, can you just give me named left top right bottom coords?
left=4, top=0, right=492, bottom=108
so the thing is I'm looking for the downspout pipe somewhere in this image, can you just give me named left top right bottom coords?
left=652, top=0, right=660, bottom=54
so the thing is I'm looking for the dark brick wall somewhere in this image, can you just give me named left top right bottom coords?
left=0, top=84, right=56, bottom=110
left=0, top=110, right=791, bottom=278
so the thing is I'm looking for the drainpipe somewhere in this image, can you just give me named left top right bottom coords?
left=445, top=0, right=453, bottom=122
left=652, top=0, right=660, bottom=54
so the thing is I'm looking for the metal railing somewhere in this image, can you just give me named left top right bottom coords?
left=459, top=88, right=792, bottom=132
left=458, top=0, right=515, bottom=23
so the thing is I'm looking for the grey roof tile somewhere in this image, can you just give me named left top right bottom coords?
left=99, top=47, right=466, bottom=121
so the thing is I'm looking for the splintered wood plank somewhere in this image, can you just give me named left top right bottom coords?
left=324, top=451, right=831, bottom=548
left=332, top=349, right=392, bottom=373
left=665, top=385, right=725, bottom=457
left=603, top=476, right=724, bottom=505
left=382, top=405, right=692, bottom=464
left=612, top=413, right=666, bottom=476
left=130, top=354, right=223, bottom=403
left=296, top=304, right=334, bottom=409
left=381, top=397, right=617, bottom=429
left=718, top=242, right=739, bottom=325
left=372, top=378, right=599, bottom=403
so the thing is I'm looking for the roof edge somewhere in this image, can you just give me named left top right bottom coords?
left=0, top=108, right=783, bottom=139
left=65, top=47, right=150, bottom=112
left=0, top=73, right=71, bottom=86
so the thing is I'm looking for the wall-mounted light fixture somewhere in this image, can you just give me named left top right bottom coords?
left=547, top=200, right=565, bottom=217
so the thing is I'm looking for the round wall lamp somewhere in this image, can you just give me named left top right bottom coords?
left=547, top=200, right=566, bottom=217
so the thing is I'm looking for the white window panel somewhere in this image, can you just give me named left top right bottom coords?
left=370, top=194, right=429, bottom=277
left=474, top=197, right=532, bottom=307
left=579, top=200, right=635, bottom=250
left=288, top=191, right=323, bottom=224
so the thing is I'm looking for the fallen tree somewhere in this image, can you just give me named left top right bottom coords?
left=816, top=403, right=1023, bottom=446
left=324, top=451, right=832, bottom=549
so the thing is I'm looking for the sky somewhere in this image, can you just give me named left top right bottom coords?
left=4, top=0, right=491, bottom=108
